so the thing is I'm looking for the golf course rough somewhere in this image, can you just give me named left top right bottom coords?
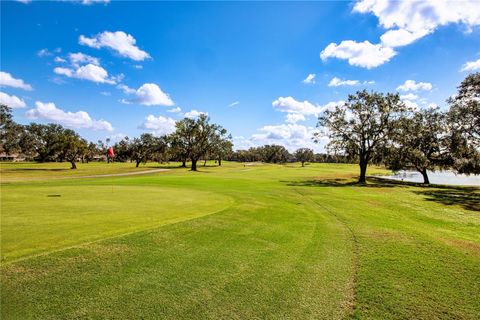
left=1, top=161, right=479, bottom=319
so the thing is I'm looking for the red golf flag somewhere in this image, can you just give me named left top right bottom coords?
left=108, top=147, right=115, bottom=157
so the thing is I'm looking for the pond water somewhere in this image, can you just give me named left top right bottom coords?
left=375, top=170, right=480, bottom=186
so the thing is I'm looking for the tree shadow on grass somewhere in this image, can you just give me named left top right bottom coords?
left=283, top=176, right=479, bottom=211
left=283, top=177, right=401, bottom=188
left=414, top=188, right=480, bottom=212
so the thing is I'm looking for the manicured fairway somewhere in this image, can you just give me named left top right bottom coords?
left=1, top=162, right=479, bottom=319
left=0, top=161, right=177, bottom=182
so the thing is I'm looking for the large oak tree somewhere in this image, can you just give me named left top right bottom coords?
left=317, top=90, right=406, bottom=183
left=386, top=108, right=447, bottom=184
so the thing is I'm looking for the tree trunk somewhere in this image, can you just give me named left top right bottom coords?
left=70, top=160, right=77, bottom=169
left=181, top=160, right=186, bottom=167
left=421, top=168, right=430, bottom=184
left=358, top=160, right=367, bottom=184
left=218, top=159, right=222, bottom=166
left=301, top=161, right=305, bottom=167
left=204, top=159, right=207, bottom=166
left=136, top=159, right=141, bottom=168
left=191, top=159, right=198, bottom=171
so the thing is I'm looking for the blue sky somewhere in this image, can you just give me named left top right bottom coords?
left=1, top=0, right=480, bottom=152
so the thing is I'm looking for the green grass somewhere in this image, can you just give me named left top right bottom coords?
left=0, top=161, right=179, bottom=182
left=1, top=161, right=479, bottom=319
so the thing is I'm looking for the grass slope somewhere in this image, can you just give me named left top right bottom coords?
left=1, top=162, right=479, bottom=319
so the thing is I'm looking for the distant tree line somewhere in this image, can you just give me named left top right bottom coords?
left=0, top=111, right=233, bottom=171
left=317, top=73, right=480, bottom=184
left=227, top=146, right=351, bottom=165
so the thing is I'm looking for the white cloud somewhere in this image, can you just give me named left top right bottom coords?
left=167, top=107, right=182, bottom=113
left=54, top=56, right=67, bottom=63
left=0, top=72, right=33, bottom=91
left=400, top=93, right=418, bottom=100
left=320, top=40, right=396, bottom=69
left=328, top=77, right=360, bottom=87
left=302, top=73, right=316, bottom=84
left=121, top=83, right=174, bottom=106
left=461, top=58, right=480, bottom=72
left=81, top=0, right=110, bottom=5
left=37, top=48, right=52, bottom=57
left=184, top=109, right=208, bottom=118
left=54, top=64, right=116, bottom=84
left=0, top=92, right=27, bottom=108
left=379, top=29, right=428, bottom=47
left=272, top=96, right=343, bottom=117
left=397, top=80, right=433, bottom=92
left=228, top=101, right=240, bottom=107
left=133, top=65, right=143, bottom=69
left=322, top=1, right=480, bottom=67
left=68, top=52, right=100, bottom=67
left=286, top=113, right=306, bottom=124
left=403, top=100, right=419, bottom=111
left=232, top=136, right=255, bottom=151
left=100, top=91, right=111, bottom=96
left=251, top=123, right=323, bottom=152
left=16, top=0, right=32, bottom=4
left=117, top=84, right=136, bottom=94
left=272, top=97, right=320, bottom=116
left=79, top=31, right=150, bottom=61
left=354, top=0, right=480, bottom=42
left=140, top=115, right=176, bottom=136
left=26, top=101, right=113, bottom=131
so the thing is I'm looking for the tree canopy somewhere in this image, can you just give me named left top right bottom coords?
left=317, top=90, right=406, bottom=183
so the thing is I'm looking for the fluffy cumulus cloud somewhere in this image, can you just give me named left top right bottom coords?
left=397, top=80, right=433, bottom=92
left=285, top=113, right=306, bottom=124
left=140, top=115, right=176, bottom=136
left=379, top=29, right=428, bottom=48
left=328, top=77, right=359, bottom=87
left=26, top=101, right=113, bottom=131
left=400, top=93, right=419, bottom=101
left=68, top=52, right=100, bottom=67
left=272, top=97, right=320, bottom=116
left=54, top=64, right=116, bottom=84
left=302, top=73, right=316, bottom=84
left=167, top=107, right=182, bottom=113
left=184, top=109, right=208, bottom=118
left=0, top=92, right=27, bottom=108
left=461, top=58, right=480, bottom=71
left=402, top=100, right=419, bottom=110
left=0, top=72, right=33, bottom=91
left=121, top=83, right=174, bottom=106
left=322, top=0, right=480, bottom=68
left=354, top=0, right=480, bottom=45
left=241, top=123, right=325, bottom=152
left=320, top=40, right=396, bottom=69
left=79, top=31, right=150, bottom=61
left=233, top=96, right=345, bottom=151
left=272, top=96, right=343, bottom=117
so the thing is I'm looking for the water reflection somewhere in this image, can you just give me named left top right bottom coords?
left=376, top=170, right=480, bottom=186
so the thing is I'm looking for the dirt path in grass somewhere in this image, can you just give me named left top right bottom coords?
left=2, top=168, right=170, bottom=182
